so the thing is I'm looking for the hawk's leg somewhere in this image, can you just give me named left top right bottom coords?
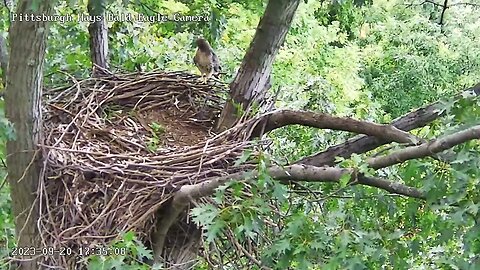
left=198, top=74, right=206, bottom=83
left=204, top=71, right=213, bottom=84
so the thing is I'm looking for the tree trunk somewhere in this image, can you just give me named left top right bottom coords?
left=88, top=0, right=109, bottom=74
left=161, top=222, right=201, bottom=270
left=0, top=34, right=8, bottom=83
left=151, top=198, right=201, bottom=269
left=5, top=0, right=52, bottom=269
left=216, top=0, right=301, bottom=130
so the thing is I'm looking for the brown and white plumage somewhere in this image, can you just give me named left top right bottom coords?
left=193, top=38, right=221, bottom=83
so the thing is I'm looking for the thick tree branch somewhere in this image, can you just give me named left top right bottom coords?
left=164, top=165, right=423, bottom=215
left=252, top=109, right=419, bottom=144
left=298, top=82, right=480, bottom=167
left=368, top=125, right=480, bottom=169
left=269, top=165, right=424, bottom=199
left=169, top=165, right=424, bottom=205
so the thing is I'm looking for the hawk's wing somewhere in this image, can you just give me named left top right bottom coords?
left=194, top=49, right=213, bottom=75
left=193, top=50, right=199, bottom=68
left=212, top=52, right=221, bottom=73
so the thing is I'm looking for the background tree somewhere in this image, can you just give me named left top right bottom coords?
left=88, top=0, right=109, bottom=73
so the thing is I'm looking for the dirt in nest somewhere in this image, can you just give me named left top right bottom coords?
left=135, top=108, right=213, bottom=147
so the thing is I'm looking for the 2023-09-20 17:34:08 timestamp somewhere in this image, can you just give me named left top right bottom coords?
left=11, top=246, right=127, bottom=257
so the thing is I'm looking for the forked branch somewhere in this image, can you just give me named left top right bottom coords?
left=299, top=82, right=480, bottom=167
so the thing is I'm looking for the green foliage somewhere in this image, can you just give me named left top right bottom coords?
left=43, top=0, right=262, bottom=83
left=146, top=122, right=165, bottom=152
left=360, top=2, right=480, bottom=117
left=87, top=231, right=153, bottom=270
left=315, top=0, right=362, bottom=40
left=0, top=101, right=14, bottom=268
left=0, top=183, right=15, bottom=267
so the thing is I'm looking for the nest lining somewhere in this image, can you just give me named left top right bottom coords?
left=39, top=70, right=259, bottom=268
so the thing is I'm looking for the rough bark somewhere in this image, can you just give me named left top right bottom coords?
left=5, top=0, right=52, bottom=269
left=298, top=82, right=480, bottom=167
left=88, top=0, right=109, bottom=73
left=216, top=0, right=301, bottom=130
left=0, top=34, right=8, bottom=83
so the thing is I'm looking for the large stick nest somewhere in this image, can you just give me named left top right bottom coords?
left=39, top=70, right=259, bottom=268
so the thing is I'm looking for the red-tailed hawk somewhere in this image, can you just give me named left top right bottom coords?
left=194, top=38, right=221, bottom=83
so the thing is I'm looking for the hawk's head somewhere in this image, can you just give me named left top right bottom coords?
left=196, top=38, right=212, bottom=52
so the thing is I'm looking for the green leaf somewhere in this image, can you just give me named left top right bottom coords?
left=122, top=231, right=135, bottom=243
left=339, top=173, right=351, bottom=187
left=109, top=256, right=126, bottom=269
left=191, top=204, right=219, bottom=226
left=273, top=182, right=287, bottom=203
left=88, top=255, right=107, bottom=270
left=387, top=230, right=404, bottom=240
left=234, top=150, right=251, bottom=167
left=134, top=239, right=153, bottom=260
left=274, top=238, right=291, bottom=255
left=206, top=220, right=226, bottom=243
left=351, top=154, right=362, bottom=165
